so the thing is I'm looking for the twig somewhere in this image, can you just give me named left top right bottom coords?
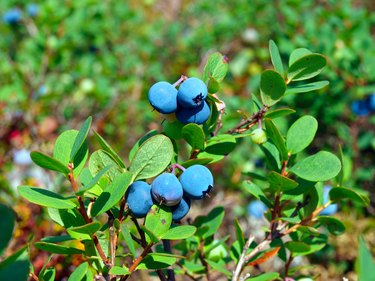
left=226, top=105, right=269, bottom=135
left=198, top=241, right=211, bottom=281
left=121, top=243, right=154, bottom=280
left=173, top=75, right=188, bottom=87
left=162, top=240, right=176, bottom=281
left=284, top=254, right=294, bottom=279
left=232, top=235, right=255, bottom=281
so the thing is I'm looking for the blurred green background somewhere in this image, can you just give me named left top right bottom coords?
left=0, top=0, right=374, bottom=280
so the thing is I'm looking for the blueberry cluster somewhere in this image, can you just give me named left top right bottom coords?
left=351, top=94, right=375, bottom=116
left=125, top=164, right=214, bottom=221
left=2, top=4, right=39, bottom=25
left=148, top=77, right=211, bottom=125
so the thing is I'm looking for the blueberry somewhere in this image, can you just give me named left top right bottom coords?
left=125, top=181, right=153, bottom=218
left=179, top=165, right=214, bottom=200
left=367, top=94, right=375, bottom=111
left=13, top=149, right=32, bottom=166
left=176, top=101, right=210, bottom=125
left=3, top=8, right=22, bottom=24
left=250, top=128, right=267, bottom=144
left=148, top=81, right=178, bottom=114
left=177, top=77, right=208, bottom=108
left=247, top=200, right=267, bottom=219
left=351, top=100, right=370, bottom=116
left=26, top=4, right=39, bottom=17
left=171, top=196, right=191, bottom=221
left=151, top=173, right=183, bottom=206
left=320, top=186, right=338, bottom=216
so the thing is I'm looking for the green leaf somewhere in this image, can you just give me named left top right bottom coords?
left=129, top=135, right=173, bottom=180
left=205, top=259, right=232, bottom=277
left=286, top=115, right=318, bottom=154
left=234, top=219, right=245, bottom=251
left=194, top=206, right=225, bottom=239
left=264, top=118, right=288, bottom=162
left=109, top=266, right=130, bottom=275
left=77, top=164, right=113, bottom=196
left=207, top=77, right=221, bottom=93
left=41, top=268, right=55, bottom=281
left=0, top=204, right=15, bottom=255
left=269, top=40, right=284, bottom=77
left=160, top=225, right=197, bottom=240
left=289, top=48, right=312, bottom=66
left=317, top=216, right=346, bottom=236
left=140, top=225, right=159, bottom=243
left=0, top=246, right=30, bottom=281
left=357, top=236, right=375, bottom=281
left=182, top=124, right=205, bottom=150
left=290, top=151, right=341, bottom=182
left=47, top=208, right=85, bottom=228
left=264, top=108, right=295, bottom=119
left=260, top=142, right=281, bottom=171
left=68, top=262, right=88, bottom=281
left=30, top=151, right=70, bottom=175
left=145, top=205, right=172, bottom=242
left=336, top=144, right=344, bottom=186
left=91, top=172, right=133, bottom=217
left=260, top=70, right=286, bottom=106
left=248, top=272, right=280, bottom=281
left=285, top=80, right=329, bottom=95
left=34, top=242, right=84, bottom=254
left=180, top=158, right=213, bottom=168
left=204, top=134, right=237, bottom=155
left=285, top=241, right=311, bottom=253
left=137, top=253, right=177, bottom=270
left=129, top=130, right=159, bottom=161
left=89, top=150, right=122, bottom=183
left=329, top=187, right=369, bottom=206
left=93, top=130, right=126, bottom=169
left=54, top=130, right=89, bottom=177
left=67, top=222, right=102, bottom=240
left=120, top=222, right=136, bottom=257
left=267, top=171, right=298, bottom=192
left=203, top=52, right=229, bottom=83
left=70, top=117, right=92, bottom=162
left=287, top=54, right=327, bottom=82
left=18, top=186, right=76, bottom=209
left=163, top=120, right=184, bottom=140
left=41, top=235, right=74, bottom=243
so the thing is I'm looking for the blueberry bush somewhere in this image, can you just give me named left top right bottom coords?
left=0, top=40, right=369, bottom=281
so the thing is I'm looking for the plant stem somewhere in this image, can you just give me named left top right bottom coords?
left=198, top=241, right=211, bottom=281
left=284, top=254, right=294, bottom=279
left=162, top=240, right=176, bottom=281
left=226, top=105, right=269, bottom=134
left=173, top=75, right=188, bottom=87
left=121, top=243, right=154, bottom=280
left=232, top=235, right=254, bottom=281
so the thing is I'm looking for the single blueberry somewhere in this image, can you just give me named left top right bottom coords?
left=125, top=181, right=153, bottom=218
left=148, top=81, right=178, bottom=114
left=26, top=4, right=39, bottom=17
left=3, top=8, right=22, bottom=24
left=320, top=185, right=338, bottom=216
left=247, top=200, right=267, bottom=219
left=151, top=173, right=183, bottom=206
left=177, top=77, right=208, bottom=108
left=367, top=94, right=375, bottom=112
left=176, top=101, right=211, bottom=125
left=179, top=165, right=214, bottom=200
left=171, top=196, right=191, bottom=221
left=351, top=100, right=370, bottom=116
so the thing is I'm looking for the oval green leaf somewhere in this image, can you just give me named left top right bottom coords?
left=329, top=187, right=369, bottom=206
left=93, top=130, right=126, bottom=168
left=267, top=171, right=298, bottom=192
left=264, top=118, right=288, bottom=161
left=67, top=222, right=102, bottom=240
left=289, top=48, right=312, bottom=66
left=68, top=262, right=88, bottom=281
left=269, top=40, right=284, bottom=77
left=248, top=272, right=280, bottom=281
left=286, top=115, right=318, bottom=154
left=260, top=69, right=286, bottom=102
left=160, top=225, right=197, bottom=240
left=30, top=151, right=70, bottom=175
left=290, top=151, right=341, bottom=182
left=317, top=216, right=346, bottom=236
left=18, top=186, right=76, bottom=209
left=129, top=135, right=173, bottom=180
left=0, top=204, right=15, bottom=255
left=287, top=54, right=327, bottom=82
left=203, top=52, right=229, bottom=83
left=70, top=117, right=92, bottom=162
left=89, top=150, right=122, bottom=183
left=34, top=242, right=84, bottom=254
left=285, top=241, right=311, bottom=253
left=145, top=205, right=172, bottom=242
left=182, top=124, right=205, bottom=150
left=264, top=108, right=295, bottom=119
left=285, top=80, right=329, bottom=95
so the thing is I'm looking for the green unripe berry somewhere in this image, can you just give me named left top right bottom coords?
left=250, top=128, right=267, bottom=144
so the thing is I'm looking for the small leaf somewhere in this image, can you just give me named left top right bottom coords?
left=264, top=108, right=295, bottom=119
left=260, top=70, right=286, bottom=105
left=204, top=134, right=237, bottom=155
left=70, top=117, right=92, bottom=162
left=286, top=80, right=329, bottom=95
left=0, top=246, right=30, bottom=281
left=77, top=165, right=113, bottom=196
left=41, top=268, right=55, bottom=281
left=194, top=206, right=224, bottom=239
left=182, top=124, right=205, bottom=150
left=264, top=118, right=288, bottom=162
left=289, top=48, right=312, bottom=66
left=129, top=135, right=173, bottom=180
left=290, top=151, right=341, bottom=182
left=267, top=171, right=298, bottom=192
left=285, top=241, right=311, bottom=253
left=34, top=242, right=84, bottom=254
left=129, top=130, right=158, bottom=161
left=163, top=120, right=184, bottom=140
left=329, top=187, right=369, bottom=206
left=0, top=204, right=15, bottom=255
left=93, top=130, right=126, bottom=168
left=248, top=272, right=280, bottom=281
left=160, top=225, right=196, bottom=240
left=287, top=54, right=327, bottom=82
left=144, top=205, right=172, bottom=242
left=89, top=150, right=122, bottom=183
left=91, top=172, right=133, bottom=217
left=269, top=40, right=284, bottom=77
left=203, top=52, right=229, bottom=83
left=30, top=151, right=70, bottom=175
left=180, top=158, right=213, bottom=168
left=41, top=235, right=74, bottom=243
left=205, top=259, right=232, bottom=277
left=68, top=262, right=88, bottom=281
left=109, top=266, right=130, bottom=275
left=260, top=142, right=281, bottom=171
left=120, top=222, right=136, bottom=257
left=18, top=186, right=76, bottom=209
left=67, top=222, right=102, bottom=240
left=137, top=253, right=177, bottom=270
left=317, top=216, right=346, bottom=236
left=47, top=208, right=85, bottom=228
left=357, top=236, right=375, bottom=281
left=234, top=219, right=245, bottom=251
left=286, top=115, right=318, bottom=154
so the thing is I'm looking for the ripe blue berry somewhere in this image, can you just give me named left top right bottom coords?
left=367, top=94, right=375, bottom=111
left=171, top=196, right=191, bottom=222
left=177, top=77, right=208, bottom=108
left=151, top=173, right=183, bottom=206
left=176, top=101, right=210, bottom=125
left=148, top=81, right=178, bottom=114
left=26, top=4, right=39, bottom=17
left=3, top=9, right=22, bottom=24
left=179, top=165, right=214, bottom=199
left=320, top=186, right=338, bottom=216
left=126, top=181, right=153, bottom=218
left=247, top=200, right=267, bottom=219
left=351, top=99, right=370, bottom=116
